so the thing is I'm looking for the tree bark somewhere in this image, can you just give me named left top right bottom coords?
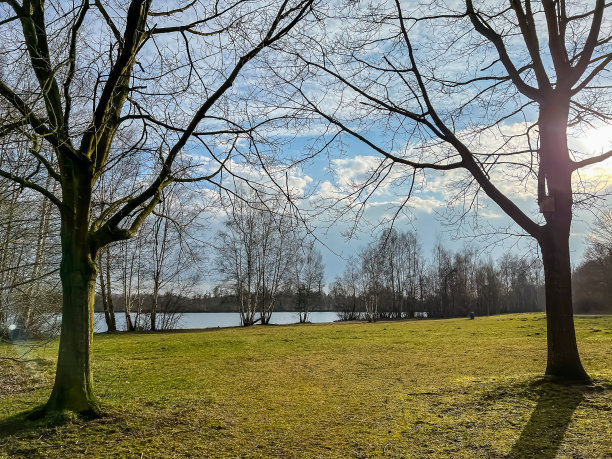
left=537, top=96, right=590, bottom=383
left=105, top=248, right=117, bottom=332
left=540, top=229, right=589, bottom=382
left=122, top=243, right=136, bottom=332
left=151, top=282, right=158, bottom=331
left=45, top=228, right=100, bottom=416
left=42, top=160, right=101, bottom=416
left=99, top=249, right=116, bottom=332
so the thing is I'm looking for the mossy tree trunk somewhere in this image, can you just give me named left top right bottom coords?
left=47, top=236, right=99, bottom=415
left=0, top=0, right=314, bottom=417
left=46, top=168, right=101, bottom=415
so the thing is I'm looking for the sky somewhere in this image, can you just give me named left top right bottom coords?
left=195, top=122, right=612, bottom=290
left=179, top=0, right=612, bottom=289
left=5, top=0, right=608, bottom=291
left=281, top=132, right=612, bottom=285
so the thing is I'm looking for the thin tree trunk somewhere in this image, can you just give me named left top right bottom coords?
left=105, top=247, right=116, bottom=331
left=151, top=214, right=168, bottom=331
left=23, top=179, right=54, bottom=332
left=0, top=187, right=21, bottom=330
left=123, top=242, right=135, bottom=332
left=124, top=300, right=135, bottom=331
left=99, top=259, right=111, bottom=329
left=151, top=279, right=159, bottom=331
left=98, top=248, right=116, bottom=332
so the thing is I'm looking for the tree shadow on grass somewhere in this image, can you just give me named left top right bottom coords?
left=0, top=409, right=44, bottom=441
left=0, top=405, right=79, bottom=442
left=508, top=382, right=587, bottom=459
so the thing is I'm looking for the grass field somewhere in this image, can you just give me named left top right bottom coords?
left=1, top=313, right=611, bottom=458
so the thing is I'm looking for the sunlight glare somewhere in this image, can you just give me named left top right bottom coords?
left=584, top=124, right=612, bottom=154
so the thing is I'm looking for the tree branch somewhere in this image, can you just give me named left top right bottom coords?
left=0, top=168, right=63, bottom=209
left=572, top=149, right=612, bottom=170
left=569, top=0, right=605, bottom=86
left=397, top=0, right=542, bottom=239
left=509, top=0, right=551, bottom=89
left=95, top=0, right=314, bottom=244
left=465, top=0, right=542, bottom=101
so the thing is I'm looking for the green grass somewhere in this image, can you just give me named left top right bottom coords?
left=1, top=313, right=611, bottom=458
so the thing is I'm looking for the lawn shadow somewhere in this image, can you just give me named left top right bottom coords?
left=0, top=409, right=45, bottom=440
left=508, top=382, right=587, bottom=459
left=0, top=404, right=79, bottom=442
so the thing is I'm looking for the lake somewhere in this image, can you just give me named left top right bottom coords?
left=94, top=311, right=341, bottom=332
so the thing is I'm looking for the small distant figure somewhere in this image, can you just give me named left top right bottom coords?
left=469, top=312, right=475, bottom=320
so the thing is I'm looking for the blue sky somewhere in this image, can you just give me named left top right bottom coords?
left=292, top=133, right=611, bottom=284
left=197, top=123, right=611, bottom=289
left=126, top=0, right=612, bottom=289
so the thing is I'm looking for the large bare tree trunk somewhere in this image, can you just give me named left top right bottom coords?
left=540, top=231, right=589, bottom=382
left=42, top=165, right=101, bottom=416
left=45, top=226, right=100, bottom=416
left=537, top=98, right=589, bottom=383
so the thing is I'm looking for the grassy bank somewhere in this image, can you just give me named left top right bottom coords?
left=1, top=314, right=611, bottom=458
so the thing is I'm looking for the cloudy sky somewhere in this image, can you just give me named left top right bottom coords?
left=195, top=121, right=612, bottom=287
left=287, top=131, right=611, bottom=283
left=177, top=0, right=612, bottom=287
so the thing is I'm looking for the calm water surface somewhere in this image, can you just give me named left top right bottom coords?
left=94, top=311, right=340, bottom=332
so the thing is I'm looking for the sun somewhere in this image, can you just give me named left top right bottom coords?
left=583, top=123, right=612, bottom=154
left=570, top=124, right=612, bottom=184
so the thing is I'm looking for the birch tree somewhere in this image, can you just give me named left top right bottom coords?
left=216, top=191, right=294, bottom=326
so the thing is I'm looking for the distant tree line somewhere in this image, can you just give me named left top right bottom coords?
left=329, top=229, right=545, bottom=321
left=5, top=202, right=612, bottom=337
left=572, top=210, right=612, bottom=314
left=3, top=198, right=611, bottom=337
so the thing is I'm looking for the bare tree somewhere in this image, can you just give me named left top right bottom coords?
left=147, top=185, right=204, bottom=331
left=433, top=243, right=455, bottom=318
left=473, top=258, right=501, bottom=316
left=292, top=240, right=324, bottom=323
left=216, top=201, right=260, bottom=326
left=116, top=236, right=144, bottom=332
left=105, top=188, right=204, bottom=332
left=0, top=0, right=314, bottom=415
left=0, top=141, right=61, bottom=339
left=498, top=252, right=543, bottom=313
left=585, top=209, right=612, bottom=261
left=332, top=257, right=362, bottom=321
left=359, top=244, right=383, bottom=322
left=216, top=190, right=294, bottom=326
left=97, top=247, right=116, bottom=332
left=288, top=0, right=612, bottom=382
